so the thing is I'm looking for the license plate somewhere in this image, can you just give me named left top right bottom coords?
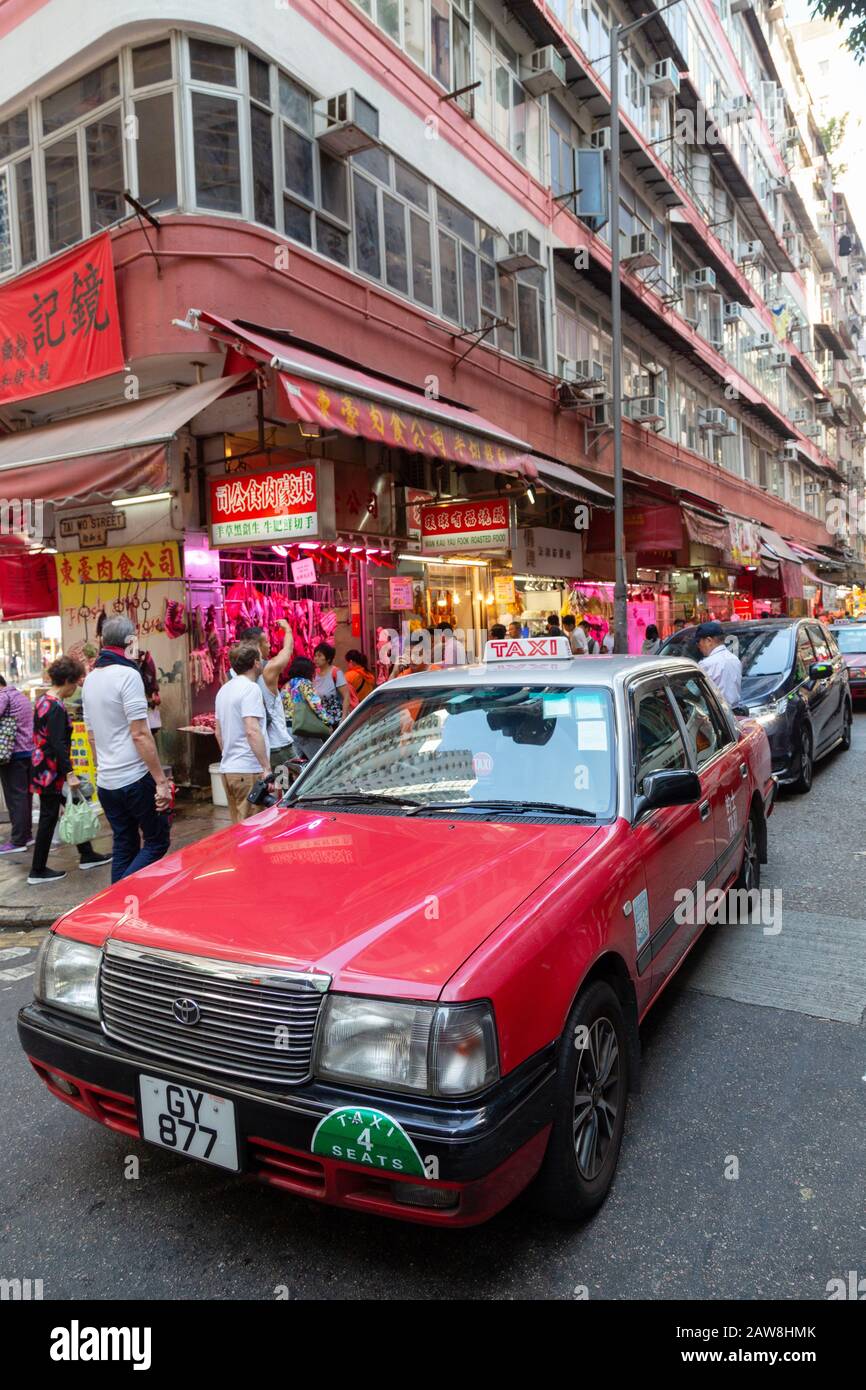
left=138, top=1075, right=240, bottom=1171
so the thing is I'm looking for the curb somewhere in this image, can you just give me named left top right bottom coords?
left=0, top=908, right=60, bottom=931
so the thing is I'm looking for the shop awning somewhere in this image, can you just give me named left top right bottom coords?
left=0, top=374, right=245, bottom=504
left=195, top=310, right=539, bottom=478
left=787, top=540, right=835, bottom=566
left=530, top=456, right=613, bottom=504
left=759, top=527, right=802, bottom=565
left=682, top=506, right=730, bottom=550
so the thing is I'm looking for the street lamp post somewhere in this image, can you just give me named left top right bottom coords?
left=608, top=0, right=684, bottom=654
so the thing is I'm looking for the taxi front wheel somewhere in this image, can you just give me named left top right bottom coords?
left=530, top=981, right=629, bottom=1221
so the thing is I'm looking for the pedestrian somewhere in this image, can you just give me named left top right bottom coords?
left=490, top=623, right=507, bottom=640
left=28, top=656, right=111, bottom=885
left=312, top=641, right=351, bottom=725
left=673, top=618, right=686, bottom=632
left=580, top=619, right=600, bottom=653
left=237, top=621, right=295, bottom=773
left=695, top=620, right=742, bottom=706
left=82, top=615, right=172, bottom=882
left=0, top=673, right=35, bottom=855
left=507, top=621, right=523, bottom=639
left=137, top=649, right=163, bottom=760
left=435, top=622, right=466, bottom=667
left=545, top=613, right=563, bottom=636
left=641, top=624, right=661, bottom=655
left=215, top=642, right=271, bottom=822
left=562, top=614, right=589, bottom=654
left=344, top=649, right=376, bottom=701
left=285, top=655, right=333, bottom=761
left=602, top=628, right=615, bottom=653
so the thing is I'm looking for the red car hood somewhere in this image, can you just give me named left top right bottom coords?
left=56, top=806, right=600, bottom=998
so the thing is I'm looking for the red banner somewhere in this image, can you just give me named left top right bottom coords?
left=209, top=463, right=319, bottom=546
left=0, top=551, right=59, bottom=620
left=587, top=504, right=684, bottom=553
left=0, top=233, right=125, bottom=406
left=279, top=375, right=535, bottom=477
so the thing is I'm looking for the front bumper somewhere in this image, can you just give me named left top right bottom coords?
left=18, top=1003, right=554, bottom=1227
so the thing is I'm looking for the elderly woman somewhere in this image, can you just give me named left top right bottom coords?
left=29, top=656, right=110, bottom=885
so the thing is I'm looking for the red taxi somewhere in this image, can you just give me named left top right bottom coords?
left=19, top=639, right=775, bottom=1227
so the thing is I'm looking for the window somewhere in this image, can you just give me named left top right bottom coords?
left=85, top=109, right=125, bottom=230
left=189, top=38, right=236, bottom=87
left=15, top=159, right=36, bottom=266
left=132, top=40, right=173, bottom=88
left=633, top=685, right=688, bottom=793
left=795, top=629, right=816, bottom=681
left=0, top=171, right=12, bottom=275
left=191, top=92, right=241, bottom=213
left=41, top=60, right=120, bottom=136
left=474, top=12, right=543, bottom=177
left=807, top=625, right=831, bottom=661
left=44, top=135, right=82, bottom=253
left=135, top=94, right=177, bottom=215
left=248, top=54, right=275, bottom=228
left=668, top=674, right=731, bottom=769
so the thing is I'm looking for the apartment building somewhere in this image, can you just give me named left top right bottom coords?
left=0, top=0, right=864, bottom=764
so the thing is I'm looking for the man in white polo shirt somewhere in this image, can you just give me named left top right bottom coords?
left=215, top=642, right=271, bottom=822
left=83, top=615, right=172, bottom=883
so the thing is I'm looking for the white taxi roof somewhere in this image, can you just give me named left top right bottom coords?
left=391, top=652, right=700, bottom=692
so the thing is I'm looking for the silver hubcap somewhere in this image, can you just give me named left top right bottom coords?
left=743, top=820, right=758, bottom=890
left=573, top=1018, right=620, bottom=1180
left=801, top=733, right=811, bottom=783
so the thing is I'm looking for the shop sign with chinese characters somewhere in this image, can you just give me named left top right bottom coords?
left=512, top=527, right=582, bottom=579
left=210, top=464, right=318, bottom=546
left=56, top=542, right=181, bottom=612
left=0, top=233, right=124, bottom=406
left=420, top=499, right=511, bottom=553
left=281, top=377, right=529, bottom=473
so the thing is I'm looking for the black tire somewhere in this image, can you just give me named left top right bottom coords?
left=840, top=702, right=852, bottom=752
left=734, top=807, right=761, bottom=893
left=792, top=724, right=813, bottom=794
left=531, top=981, right=629, bottom=1221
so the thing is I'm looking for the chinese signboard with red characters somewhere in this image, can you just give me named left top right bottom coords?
left=209, top=464, right=318, bottom=546
left=0, top=233, right=124, bottom=406
left=420, top=499, right=511, bottom=553
left=279, top=376, right=533, bottom=476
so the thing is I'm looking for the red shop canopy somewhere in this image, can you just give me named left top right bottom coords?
left=0, top=374, right=245, bottom=504
left=195, top=310, right=539, bottom=479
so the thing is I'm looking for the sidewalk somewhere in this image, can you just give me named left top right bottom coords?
left=0, top=797, right=232, bottom=930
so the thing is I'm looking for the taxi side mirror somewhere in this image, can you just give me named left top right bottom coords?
left=809, top=661, right=833, bottom=682
left=637, top=769, right=702, bottom=817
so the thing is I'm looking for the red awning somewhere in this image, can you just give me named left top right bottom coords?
left=0, top=374, right=245, bottom=504
left=196, top=310, right=539, bottom=478
left=682, top=506, right=730, bottom=550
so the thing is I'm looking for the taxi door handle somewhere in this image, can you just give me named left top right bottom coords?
left=739, top=761, right=748, bottom=780
left=699, top=799, right=711, bottom=821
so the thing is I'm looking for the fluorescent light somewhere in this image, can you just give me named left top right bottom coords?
left=298, top=542, right=320, bottom=549
left=111, top=491, right=173, bottom=508
left=396, top=553, right=489, bottom=567
left=271, top=545, right=288, bottom=557
left=525, top=485, right=536, bottom=505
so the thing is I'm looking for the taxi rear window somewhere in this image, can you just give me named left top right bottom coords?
left=293, top=684, right=616, bottom=818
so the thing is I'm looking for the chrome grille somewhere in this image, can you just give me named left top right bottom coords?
left=100, top=939, right=330, bottom=1085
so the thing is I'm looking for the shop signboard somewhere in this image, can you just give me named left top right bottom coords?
left=389, top=576, right=415, bottom=610
left=209, top=464, right=318, bottom=546
left=56, top=543, right=181, bottom=616
left=420, top=499, right=510, bottom=553
left=291, top=557, right=317, bottom=585
left=70, top=721, right=97, bottom=784
left=59, top=510, right=125, bottom=549
left=405, top=487, right=435, bottom=540
left=728, top=518, right=761, bottom=568
left=0, top=232, right=125, bottom=406
left=512, top=527, right=582, bottom=579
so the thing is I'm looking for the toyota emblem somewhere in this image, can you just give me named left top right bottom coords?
left=172, top=997, right=201, bottom=1026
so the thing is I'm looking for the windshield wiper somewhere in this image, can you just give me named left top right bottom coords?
left=287, top=791, right=423, bottom=808
left=407, top=799, right=595, bottom=818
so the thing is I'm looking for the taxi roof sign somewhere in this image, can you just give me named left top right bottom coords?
left=484, top=636, right=573, bottom=662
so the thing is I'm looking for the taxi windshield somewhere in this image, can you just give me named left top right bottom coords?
left=290, top=684, right=617, bottom=817
left=832, top=627, right=866, bottom=654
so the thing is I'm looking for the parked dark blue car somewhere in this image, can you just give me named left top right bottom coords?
left=659, top=619, right=852, bottom=792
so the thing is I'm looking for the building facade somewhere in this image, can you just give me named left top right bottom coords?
left=0, top=0, right=864, bottom=776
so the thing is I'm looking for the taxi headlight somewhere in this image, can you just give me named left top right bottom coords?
left=315, top=996, right=498, bottom=1096
left=35, top=935, right=102, bottom=1021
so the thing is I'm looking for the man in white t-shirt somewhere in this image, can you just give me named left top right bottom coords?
left=215, top=642, right=271, bottom=822
left=83, top=615, right=172, bottom=883
left=562, top=615, right=589, bottom=654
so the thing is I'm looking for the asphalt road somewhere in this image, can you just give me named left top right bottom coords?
left=2, top=717, right=865, bottom=1301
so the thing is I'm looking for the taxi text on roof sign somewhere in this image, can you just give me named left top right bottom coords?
left=484, top=636, right=573, bottom=661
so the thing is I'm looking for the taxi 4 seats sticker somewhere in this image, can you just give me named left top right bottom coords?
left=311, top=1106, right=427, bottom=1177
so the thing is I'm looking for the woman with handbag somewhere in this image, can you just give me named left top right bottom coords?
left=0, top=673, right=35, bottom=854
left=312, top=643, right=351, bottom=727
left=28, top=656, right=111, bottom=885
left=284, top=656, right=333, bottom=763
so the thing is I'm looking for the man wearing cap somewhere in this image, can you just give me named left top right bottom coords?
left=695, top=621, right=742, bottom=706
